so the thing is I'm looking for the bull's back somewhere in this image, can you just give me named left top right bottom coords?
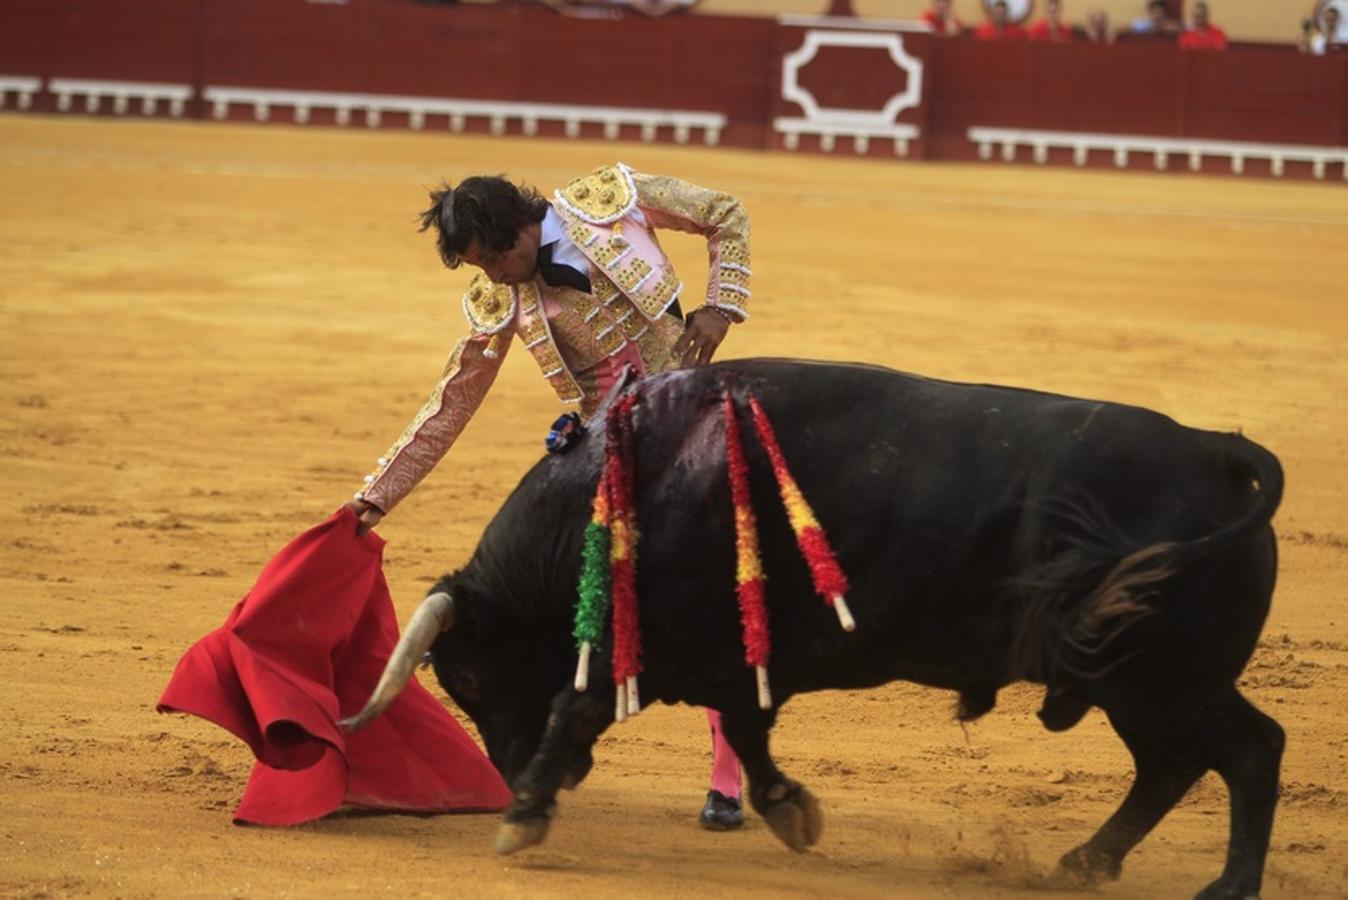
left=623, top=359, right=1271, bottom=694
left=474, top=358, right=1272, bottom=698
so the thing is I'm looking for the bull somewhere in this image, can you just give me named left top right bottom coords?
left=342, top=358, right=1283, bottom=900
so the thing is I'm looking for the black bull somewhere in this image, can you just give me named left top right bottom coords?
left=344, top=359, right=1283, bottom=900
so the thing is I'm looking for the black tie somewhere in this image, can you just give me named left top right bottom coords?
left=536, top=242, right=592, bottom=294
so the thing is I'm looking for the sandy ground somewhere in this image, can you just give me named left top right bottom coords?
left=1, top=115, right=1346, bottom=899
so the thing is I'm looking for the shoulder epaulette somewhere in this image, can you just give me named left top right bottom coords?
left=461, top=273, right=515, bottom=334
left=553, top=163, right=638, bottom=225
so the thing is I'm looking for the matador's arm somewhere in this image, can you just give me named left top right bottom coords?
left=356, top=332, right=509, bottom=514
left=629, top=171, right=752, bottom=322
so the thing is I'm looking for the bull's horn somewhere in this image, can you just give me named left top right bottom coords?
left=338, top=590, right=456, bottom=733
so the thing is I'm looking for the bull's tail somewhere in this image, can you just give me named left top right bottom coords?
left=1012, top=433, right=1282, bottom=681
left=1167, top=432, right=1283, bottom=566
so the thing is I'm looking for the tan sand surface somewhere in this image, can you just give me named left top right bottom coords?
left=1, top=116, right=1345, bottom=898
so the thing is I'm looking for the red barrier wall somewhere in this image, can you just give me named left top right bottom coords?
left=363, top=6, right=525, bottom=101
left=1184, top=49, right=1344, bottom=146
left=0, top=0, right=52, bottom=80
left=202, top=0, right=370, bottom=94
left=2, top=0, right=198, bottom=84
left=1, top=0, right=1343, bottom=177
left=190, top=2, right=775, bottom=145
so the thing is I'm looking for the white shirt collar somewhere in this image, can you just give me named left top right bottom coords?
left=540, top=205, right=567, bottom=246
left=537, top=204, right=591, bottom=277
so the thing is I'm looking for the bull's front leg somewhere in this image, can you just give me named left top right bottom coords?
left=718, top=705, right=824, bottom=852
left=495, top=688, right=611, bottom=855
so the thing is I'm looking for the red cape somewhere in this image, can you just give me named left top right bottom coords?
left=157, top=507, right=511, bottom=825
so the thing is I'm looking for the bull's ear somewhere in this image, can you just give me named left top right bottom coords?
left=426, top=577, right=464, bottom=629
left=431, top=578, right=486, bottom=638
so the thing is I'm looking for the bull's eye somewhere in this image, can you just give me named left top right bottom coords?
left=452, top=668, right=483, bottom=702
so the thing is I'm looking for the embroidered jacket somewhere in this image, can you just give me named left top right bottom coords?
left=357, top=164, right=752, bottom=513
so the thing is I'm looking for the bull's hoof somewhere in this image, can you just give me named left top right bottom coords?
left=761, top=782, right=823, bottom=852
left=494, top=817, right=551, bottom=856
left=1194, top=874, right=1260, bottom=900
left=561, top=752, right=593, bottom=790
left=1053, top=844, right=1122, bottom=887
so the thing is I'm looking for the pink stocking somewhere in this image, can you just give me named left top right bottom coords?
left=706, top=708, right=742, bottom=799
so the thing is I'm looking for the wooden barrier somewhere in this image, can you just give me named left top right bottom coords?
left=0, top=0, right=1342, bottom=181
left=771, top=19, right=930, bottom=157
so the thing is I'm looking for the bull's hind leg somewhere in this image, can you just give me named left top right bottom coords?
left=719, top=706, right=823, bottom=851
left=495, top=689, right=611, bottom=855
left=1191, top=690, right=1283, bottom=900
left=1056, top=718, right=1205, bottom=885
left=1058, top=688, right=1283, bottom=899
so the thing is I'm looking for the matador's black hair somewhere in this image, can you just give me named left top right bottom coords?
left=418, top=175, right=549, bottom=269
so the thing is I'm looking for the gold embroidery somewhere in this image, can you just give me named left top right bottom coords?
left=592, top=272, right=621, bottom=305
left=719, top=265, right=750, bottom=290
left=649, top=268, right=682, bottom=312
left=617, top=307, right=647, bottom=342
left=714, top=298, right=749, bottom=321
left=628, top=170, right=751, bottom=318
left=554, top=163, right=638, bottom=224
left=564, top=221, right=598, bottom=249
left=516, top=282, right=583, bottom=404
left=360, top=335, right=506, bottom=512
left=518, top=280, right=542, bottom=314
left=548, top=372, right=583, bottom=403
left=539, top=285, right=626, bottom=369
left=368, top=338, right=468, bottom=483
left=718, top=241, right=751, bottom=268
left=531, top=338, right=565, bottom=377
left=591, top=235, right=632, bottom=268
left=612, top=256, right=653, bottom=294
left=461, top=273, right=515, bottom=334
left=636, top=314, right=685, bottom=377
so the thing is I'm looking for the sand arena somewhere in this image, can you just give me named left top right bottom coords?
left=1, top=115, right=1346, bottom=897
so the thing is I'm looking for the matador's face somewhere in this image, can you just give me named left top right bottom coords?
left=461, top=222, right=542, bottom=287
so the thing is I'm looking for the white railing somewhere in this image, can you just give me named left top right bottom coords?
left=202, top=86, right=727, bottom=145
left=969, top=126, right=1348, bottom=181
left=47, top=79, right=192, bottom=117
left=0, top=76, right=41, bottom=111
left=775, top=119, right=920, bottom=155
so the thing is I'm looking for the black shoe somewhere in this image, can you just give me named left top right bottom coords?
left=698, top=790, right=743, bottom=831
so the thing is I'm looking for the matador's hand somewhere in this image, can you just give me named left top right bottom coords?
left=343, top=498, right=385, bottom=535
left=673, top=307, right=731, bottom=368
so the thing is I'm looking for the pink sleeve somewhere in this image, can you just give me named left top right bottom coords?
left=357, top=332, right=509, bottom=514
left=630, top=171, right=752, bottom=322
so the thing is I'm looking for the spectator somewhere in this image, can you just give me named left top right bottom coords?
left=1178, top=2, right=1228, bottom=50
left=1302, top=4, right=1345, bottom=54
left=975, top=0, right=1027, bottom=40
left=1085, top=10, right=1112, bottom=42
left=1126, top=0, right=1178, bottom=35
left=921, top=0, right=966, bottom=37
left=624, top=0, right=696, bottom=16
left=1028, top=0, right=1076, bottom=42
left=541, top=0, right=696, bottom=16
